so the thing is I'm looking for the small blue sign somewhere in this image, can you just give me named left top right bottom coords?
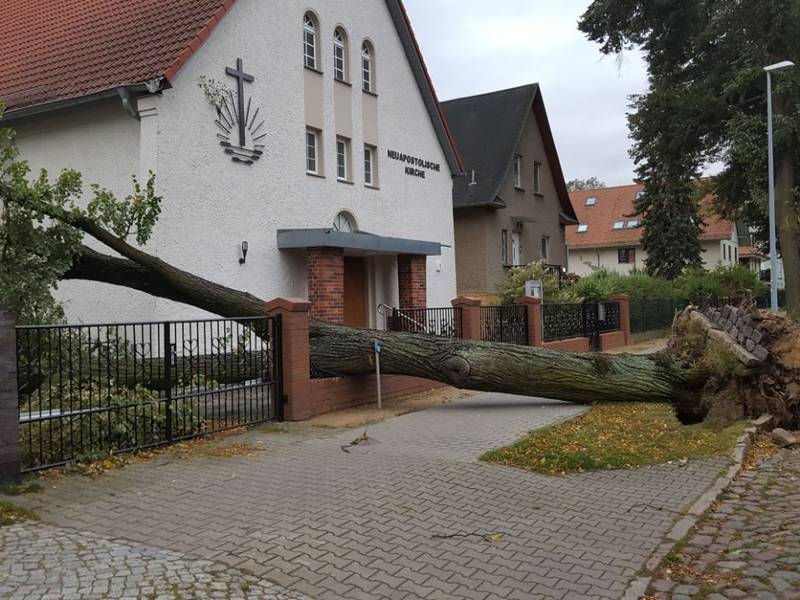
left=374, top=340, right=384, bottom=355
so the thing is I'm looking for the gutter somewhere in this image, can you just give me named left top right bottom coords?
left=2, top=78, right=167, bottom=123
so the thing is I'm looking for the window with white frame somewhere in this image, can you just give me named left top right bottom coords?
left=303, top=13, right=318, bottom=70
left=501, top=230, right=509, bottom=264
left=541, top=236, right=550, bottom=260
left=333, top=28, right=348, bottom=81
left=513, top=155, right=523, bottom=188
left=305, top=128, right=320, bottom=174
left=361, top=42, right=374, bottom=92
left=533, top=161, right=542, bottom=193
left=364, top=144, right=377, bottom=186
left=336, top=136, right=351, bottom=181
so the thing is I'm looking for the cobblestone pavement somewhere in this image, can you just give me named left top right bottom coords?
left=646, top=448, right=800, bottom=600
left=0, top=522, right=310, bottom=600
left=5, top=394, right=729, bottom=600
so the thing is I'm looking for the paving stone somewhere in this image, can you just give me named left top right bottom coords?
left=3, top=394, right=729, bottom=600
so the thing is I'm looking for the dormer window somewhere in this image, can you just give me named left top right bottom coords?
left=585, top=196, right=597, bottom=206
left=303, top=13, right=319, bottom=70
left=577, top=224, right=588, bottom=233
left=333, top=27, right=348, bottom=82
left=613, top=221, right=625, bottom=230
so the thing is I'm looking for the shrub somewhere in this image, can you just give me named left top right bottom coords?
left=558, top=269, right=675, bottom=302
left=675, top=265, right=767, bottom=304
left=497, top=261, right=562, bottom=304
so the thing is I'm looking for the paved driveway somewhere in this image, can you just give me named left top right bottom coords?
left=3, top=394, right=728, bottom=600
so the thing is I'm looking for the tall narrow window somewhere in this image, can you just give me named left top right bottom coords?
left=333, top=28, right=348, bottom=81
left=364, top=144, right=376, bottom=186
left=513, top=155, right=523, bottom=188
left=303, top=13, right=318, bottom=69
left=501, top=230, right=509, bottom=265
left=541, top=236, right=550, bottom=260
left=306, top=128, right=319, bottom=174
left=362, top=42, right=374, bottom=92
left=533, top=161, right=542, bottom=193
left=336, top=136, right=351, bottom=181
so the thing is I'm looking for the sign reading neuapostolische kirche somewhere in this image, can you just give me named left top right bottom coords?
left=386, top=149, right=441, bottom=179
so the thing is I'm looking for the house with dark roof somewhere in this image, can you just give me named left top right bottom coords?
left=441, top=84, right=577, bottom=302
left=1, top=0, right=463, bottom=327
left=566, top=184, right=748, bottom=276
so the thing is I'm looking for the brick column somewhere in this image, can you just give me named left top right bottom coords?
left=398, top=255, right=427, bottom=309
left=516, top=296, right=544, bottom=347
left=611, top=294, right=632, bottom=346
left=451, top=296, right=482, bottom=340
left=266, top=298, right=312, bottom=422
left=308, top=247, right=344, bottom=324
left=0, top=307, right=20, bottom=481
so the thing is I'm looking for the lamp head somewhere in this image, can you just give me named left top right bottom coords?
left=764, top=60, right=795, bottom=72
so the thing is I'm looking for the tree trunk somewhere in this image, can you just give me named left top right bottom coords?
left=774, top=92, right=800, bottom=320
left=309, top=321, right=703, bottom=409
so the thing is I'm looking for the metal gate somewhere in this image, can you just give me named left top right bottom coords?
left=16, top=316, right=282, bottom=472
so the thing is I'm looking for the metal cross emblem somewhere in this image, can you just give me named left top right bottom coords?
left=216, top=58, right=266, bottom=165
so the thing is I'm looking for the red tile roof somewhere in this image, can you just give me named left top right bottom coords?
left=739, top=246, right=766, bottom=259
left=567, top=183, right=734, bottom=249
left=0, top=0, right=234, bottom=114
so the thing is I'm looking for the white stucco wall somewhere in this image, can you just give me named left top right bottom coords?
left=567, top=228, right=740, bottom=277
left=10, top=0, right=457, bottom=325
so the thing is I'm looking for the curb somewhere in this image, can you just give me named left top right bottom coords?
left=621, top=429, right=755, bottom=600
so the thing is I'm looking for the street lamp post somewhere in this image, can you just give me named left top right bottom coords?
left=764, top=60, right=795, bottom=311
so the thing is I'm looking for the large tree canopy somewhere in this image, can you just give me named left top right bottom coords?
left=580, top=0, right=800, bottom=317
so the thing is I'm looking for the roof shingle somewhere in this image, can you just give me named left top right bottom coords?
left=567, top=183, right=734, bottom=249
left=0, top=0, right=233, bottom=114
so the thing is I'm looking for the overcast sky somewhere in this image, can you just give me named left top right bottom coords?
left=403, top=0, right=650, bottom=187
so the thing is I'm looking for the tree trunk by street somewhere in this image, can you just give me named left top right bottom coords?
left=774, top=93, right=800, bottom=320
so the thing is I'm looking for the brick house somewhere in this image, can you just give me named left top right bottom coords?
left=441, top=84, right=578, bottom=303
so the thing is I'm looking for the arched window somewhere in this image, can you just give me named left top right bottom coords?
left=303, top=13, right=318, bottom=69
left=361, top=42, right=375, bottom=92
left=333, top=27, right=348, bottom=81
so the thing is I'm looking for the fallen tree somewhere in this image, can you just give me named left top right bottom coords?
left=2, top=125, right=798, bottom=429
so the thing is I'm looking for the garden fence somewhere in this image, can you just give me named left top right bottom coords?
left=16, top=317, right=282, bottom=472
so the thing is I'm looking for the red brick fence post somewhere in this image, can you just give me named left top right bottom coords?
left=451, top=296, right=481, bottom=340
left=266, top=298, right=312, bottom=422
left=515, top=296, right=544, bottom=347
left=0, top=307, right=20, bottom=481
left=611, top=294, right=632, bottom=346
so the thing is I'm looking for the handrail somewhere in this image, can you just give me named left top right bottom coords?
left=377, top=304, right=433, bottom=333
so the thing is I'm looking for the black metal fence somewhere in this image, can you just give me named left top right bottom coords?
left=479, top=305, right=529, bottom=345
left=389, top=307, right=462, bottom=338
left=542, top=303, right=583, bottom=342
left=542, top=301, right=621, bottom=345
left=629, top=298, right=688, bottom=334
left=16, top=316, right=282, bottom=472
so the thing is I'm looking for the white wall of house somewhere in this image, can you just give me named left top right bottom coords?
left=567, top=227, right=741, bottom=277
left=11, top=0, right=456, bottom=324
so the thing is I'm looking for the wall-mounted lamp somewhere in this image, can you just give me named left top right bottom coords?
left=239, top=241, right=249, bottom=265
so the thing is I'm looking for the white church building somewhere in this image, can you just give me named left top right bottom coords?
left=1, top=0, right=462, bottom=327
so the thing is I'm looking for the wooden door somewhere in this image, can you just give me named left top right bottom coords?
left=344, top=257, right=367, bottom=328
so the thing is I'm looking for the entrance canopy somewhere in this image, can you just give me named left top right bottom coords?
left=277, top=229, right=442, bottom=256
